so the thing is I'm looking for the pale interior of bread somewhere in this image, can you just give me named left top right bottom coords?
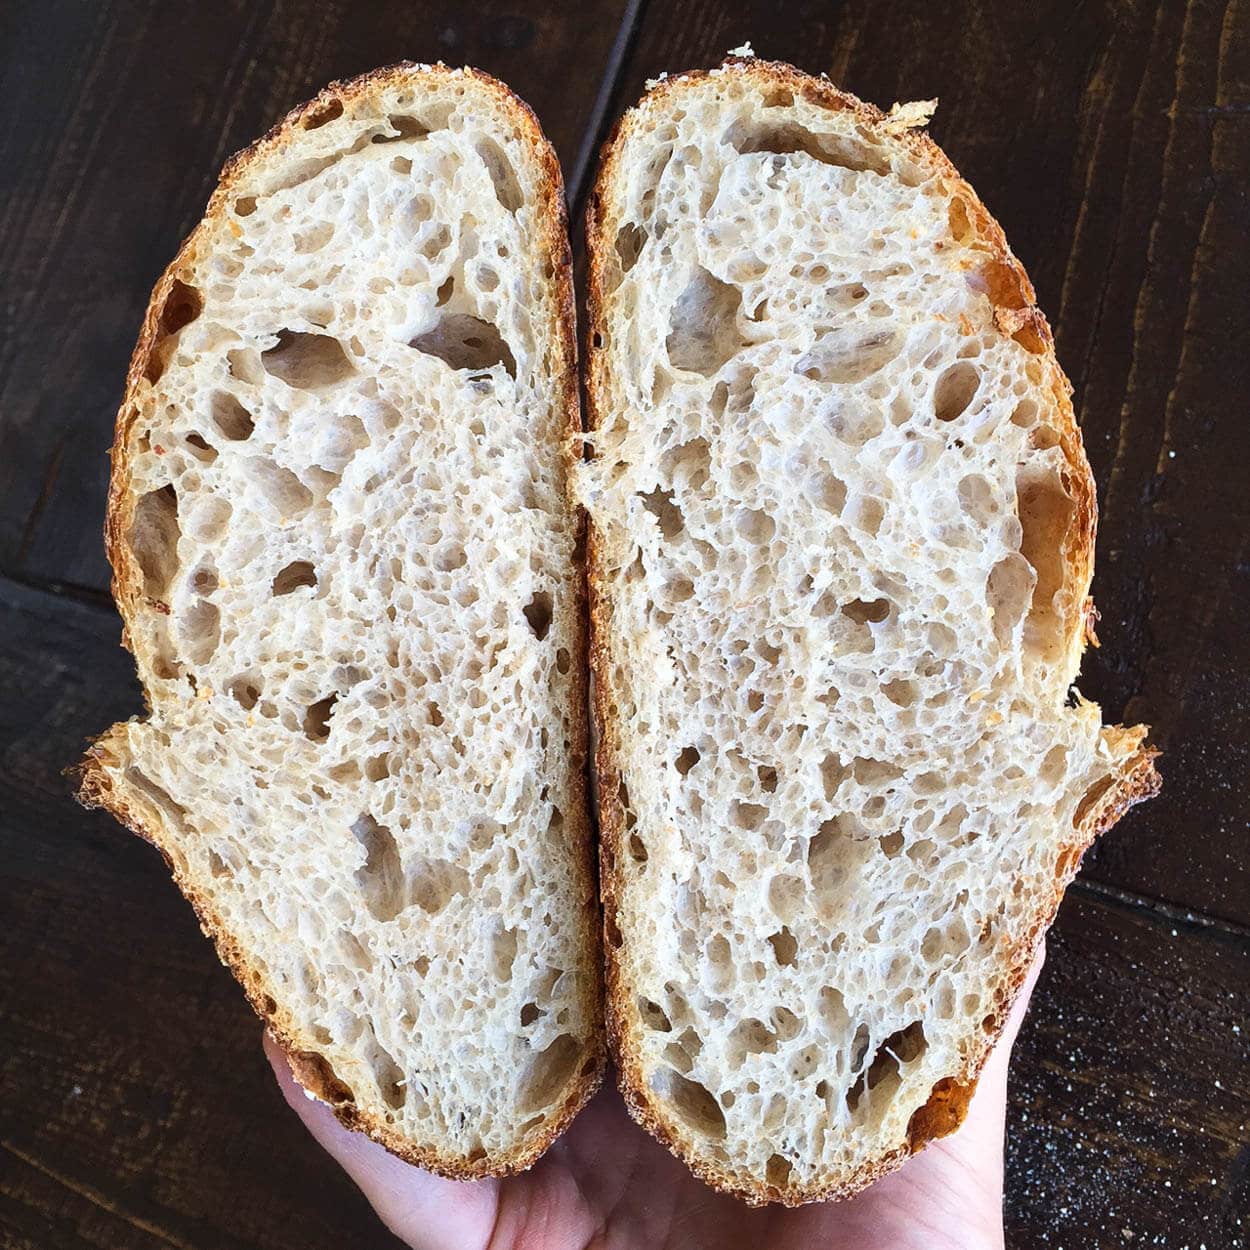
left=88, top=71, right=595, bottom=1166
left=578, top=69, right=1151, bottom=1197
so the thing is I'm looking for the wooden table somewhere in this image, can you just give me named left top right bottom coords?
left=2, top=2, right=1246, bottom=1246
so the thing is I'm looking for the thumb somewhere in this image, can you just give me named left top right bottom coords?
left=263, top=1030, right=498, bottom=1250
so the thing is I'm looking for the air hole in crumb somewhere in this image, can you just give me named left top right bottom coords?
left=1040, top=743, right=1068, bottom=786
left=185, top=432, right=216, bottom=462
left=1010, top=399, right=1039, bottom=428
left=879, top=830, right=905, bottom=857
left=272, top=560, right=317, bottom=595
left=228, top=677, right=260, bottom=710
left=303, top=97, right=343, bottom=129
left=410, top=857, right=470, bottom=914
left=476, top=137, right=523, bottom=212
left=129, top=485, right=180, bottom=600
left=520, top=1002, right=541, bottom=1026
left=411, top=314, right=516, bottom=378
left=615, top=222, right=647, bottom=273
left=819, top=752, right=847, bottom=800
left=763, top=87, right=794, bottom=108
left=352, top=814, right=404, bottom=922
left=818, top=986, right=850, bottom=1036
left=796, top=328, right=901, bottom=385
left=618, top=780, right=637, bottom=831
left=843, top=597, right=889, bottom=624
left=650, top=1070, right=726, bottom=1139
left=845, top=495, right=885, bottom=536
left=726, top=119, right=891, bottom=177
left=491, top=926, right=518, bottom=981
left=1073, top=774, right=1115, bottom=828
left=180, top=599, right=219, bottom=665
left=374, top=1045, right=406, bottom=1111
left=638, top=997, right=672, bottom=1031
left=666, top=266, right=743, bottom=375
left=628, top=833, right=648, bottom=864
left=523, top=591, right=553, bottom=640
left=731, top=800, right=767, bottom=831
left=556, top=647, right=571, bottom=674
left=882, top=678, right=917, bottom=707
left=303, top=694, right=337, bottom=741
left=979, top=258, right=1029, bottom=310
left=244, top=460, right=313, bottom=518
left=639, top=487, right=684, bottom=538
left=519, top=1034, right=581, bottom=1113
left=768, top=928, right=798, bottom=966
left=210, top=391, right=254, bottom=440
left=373, top=114, right=432, bottom=143
left=226, top=348, right=264, bottom=385
left=675, top=745, right=700, bottom=776
left=878, top=1021, right=927, bottom=1076
left=948, top=196, right=974, bottom=243
left=812, top=474, right=847, bottom=514
left=262, top=331, right=354, bottom=389
left=234, top=196, right=257, bottom=217
left=758, top=764, right=778, bottom=793
left=145, top=280, right=203, bottom=382
left=768, top=874, right=804, bottom=923
left=934, top=361, right=981, bottom=422
left=1018, top=473, right=1075, bottom=661
left=987, top=553, right=1033, bottom=647
left=766, top=1154, right=792, bottom=1188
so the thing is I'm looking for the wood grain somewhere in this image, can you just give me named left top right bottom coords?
left=0, top=0, right=631, bottom=594
left=599, top=0, right=1250, bottom=926
left=1007, top=884, right=1250, bottom=1250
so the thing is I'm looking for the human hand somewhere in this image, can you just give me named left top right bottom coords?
left=265, top=943, right=1044, bottom=1250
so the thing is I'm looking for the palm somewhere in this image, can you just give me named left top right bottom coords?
left=265, top=949, right=1036, bottom=1250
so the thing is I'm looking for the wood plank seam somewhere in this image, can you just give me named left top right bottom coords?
left=0, top=568, right=114, bottom=614
left=568, top=0, right=651, bottom=209
left=1072, top=877, right=1250, bottom=943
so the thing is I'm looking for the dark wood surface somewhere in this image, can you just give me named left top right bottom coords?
left=1, top=2, right=1245, bottom=1247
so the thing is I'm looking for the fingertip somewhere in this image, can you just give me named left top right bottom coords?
left=259, top=1028, right=500, bottom=1246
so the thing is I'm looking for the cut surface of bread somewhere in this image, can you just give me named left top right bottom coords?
left=78, top=63, right=602, bottom=1176
left=579, top=57, right=1159, bottom=1205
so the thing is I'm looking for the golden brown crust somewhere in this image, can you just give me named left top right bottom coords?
left=582, top=55, right=1159, bottom=1206
left=79, top=62, right=603, bottom=1180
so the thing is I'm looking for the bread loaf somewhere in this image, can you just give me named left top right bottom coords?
left=578, top=56, right=1159, bottom=1204
left=78, top=63, right=603, bottom=1176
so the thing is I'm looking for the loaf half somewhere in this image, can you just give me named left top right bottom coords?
left=78, top=64, right=602, bottom=1176
left=579, top=57, right=1159, bottom=1204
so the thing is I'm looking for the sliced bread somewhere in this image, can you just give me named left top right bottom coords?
left=78, top=63, right=602, bottom=1176
left=578, top=56, right=1159, bottom=1204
